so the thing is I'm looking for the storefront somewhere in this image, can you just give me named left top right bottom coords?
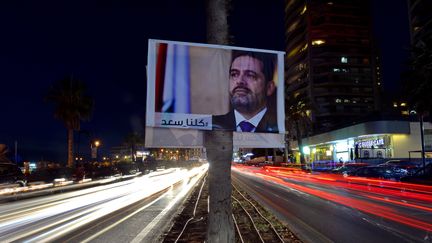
left=354, top=136, right=391, bottom=159
left=291, top=120, right=432, bottom=164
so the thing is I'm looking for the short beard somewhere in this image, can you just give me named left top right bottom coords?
left=231, top=96, right=255, bottom=113
left=230, top=95, right=266, bottom=116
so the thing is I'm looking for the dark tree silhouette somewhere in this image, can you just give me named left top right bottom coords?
left=403, top=36, right=432, bottom=117
left=285, top=93, right=312, bottom=164
left=46, top=76, right=94, bottom=168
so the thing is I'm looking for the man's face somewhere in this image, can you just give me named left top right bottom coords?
left=229, top=55, right=274, bottom=116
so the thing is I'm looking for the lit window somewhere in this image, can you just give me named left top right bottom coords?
left=333, top=68, right=340, bottom=72
left=377, top=82, right=381, bottom=85
left=300, top=5, right=307, bottom=15
left=393, top=102, right=398, bottom=107
left=401, top=110, right=409, bottom=115
left=335, top=98, right=342, bottom=103
left=341, top=57, right=348, bottom=63
left=344, top=99, right=350, bottom=103
left=312, top=39, right=325, bottom=46
left=327, top=2, right=334, bottom=5
left=288, top=45, right=301, bottom=57
left=400, top=103, right=407, bottom=107
left=352, top=100, right=357, bottom=104
left=300, top=43, right=308, bottom=52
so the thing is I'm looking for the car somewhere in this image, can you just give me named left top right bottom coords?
left=27, top=167, right=74, bottom=184
left=350, top=165, right=406, bottom=180
left=400, top=163, right=432, bottom=185
left=90, top=166, right=121, bottom=179
left=331, top=163, right=369, bottom=176
left=0, top=163, right=27, bottom=187
left=115, top=162, right=139, bottom=175
left=378, top=160, right=420, bottom=175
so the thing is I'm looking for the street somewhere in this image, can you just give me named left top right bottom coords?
left=0, top=165, right=207, bottom=242
left=232, top=165, right=432, bottom=242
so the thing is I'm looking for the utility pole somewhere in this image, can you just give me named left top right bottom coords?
left=420, top=114, right=426, bottom=170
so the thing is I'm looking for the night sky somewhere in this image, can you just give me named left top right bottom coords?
left=0, top=0, right=409, bottom=163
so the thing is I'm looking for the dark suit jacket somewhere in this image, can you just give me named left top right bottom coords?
left=212, top=110, right=279, bottom=133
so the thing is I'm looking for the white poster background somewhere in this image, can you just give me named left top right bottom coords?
left=145, top=127, right=285, bottom=149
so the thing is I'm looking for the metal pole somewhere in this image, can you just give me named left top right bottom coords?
left=420, top=114, right=426, bottom=170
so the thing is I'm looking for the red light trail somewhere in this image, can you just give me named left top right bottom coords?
left=233, top=165, right=432, bottom=232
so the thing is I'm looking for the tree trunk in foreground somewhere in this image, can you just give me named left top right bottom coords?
left=206, top=0, right=233, bottom=242
left=206, top=0, right=229, bottom=45
left=205, top=130, right=234, bottom=243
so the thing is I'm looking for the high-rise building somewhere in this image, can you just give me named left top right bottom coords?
left=285, top=0, right=381, bottom=133
left=407, top=0, right=432, bottom=46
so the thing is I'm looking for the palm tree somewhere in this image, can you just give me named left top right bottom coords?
left=46, top=76, right=94, bottom=168
left=285, top=93, right=312, bottom=165
left=124, top=132, right=144, bottom=162
left=205, top=0, right=234, bottom=242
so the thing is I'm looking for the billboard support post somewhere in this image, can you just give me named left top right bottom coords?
left=205, top=130, right=234, bottom=242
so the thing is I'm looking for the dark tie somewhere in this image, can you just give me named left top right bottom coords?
left=239, top=121, right=255, bottom=132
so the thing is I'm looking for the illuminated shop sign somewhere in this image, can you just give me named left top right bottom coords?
left=356, top=138, right=384, bottom=148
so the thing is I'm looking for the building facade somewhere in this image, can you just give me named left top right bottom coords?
left=285, top=0, right=381, bottom=133
left=290, top=120, right=432, bottom=164
left=407, top=0, right=432, bottom=46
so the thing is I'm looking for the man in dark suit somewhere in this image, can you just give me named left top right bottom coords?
left=213, top=50, right=279, bottom=133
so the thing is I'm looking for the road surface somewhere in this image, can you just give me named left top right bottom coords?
left=0, top=165, right=207, bottom=242
left=232, top=165, right=432, bottom=243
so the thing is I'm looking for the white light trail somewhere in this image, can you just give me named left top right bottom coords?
left=0, top=164, right=208, bottom=242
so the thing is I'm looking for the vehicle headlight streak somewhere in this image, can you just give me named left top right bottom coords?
left=0, top=165, right=208, bottom=242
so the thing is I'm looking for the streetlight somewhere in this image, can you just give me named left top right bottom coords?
left=91, top=140, right=101, bottom=161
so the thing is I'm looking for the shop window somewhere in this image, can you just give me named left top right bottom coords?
left=376, top=150, right=383, bottom=158
left=363, top=150, right=370, bottom=158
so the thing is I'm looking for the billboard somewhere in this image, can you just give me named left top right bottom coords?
left=146, top=39, right=285, bottom=148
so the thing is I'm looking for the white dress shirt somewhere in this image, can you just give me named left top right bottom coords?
left=234, top=107, right=267, bottom=132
